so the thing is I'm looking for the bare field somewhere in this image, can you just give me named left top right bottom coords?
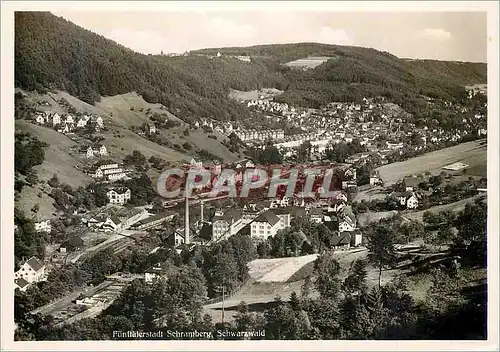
left=376, top=140, right=487, bottom=186
left=248, top=254, right=319, bottom=283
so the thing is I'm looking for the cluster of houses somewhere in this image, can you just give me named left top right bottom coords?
left=81, top=206, right=147, bottom=233
left=234, top=94, right=487, bottom=162
left=34, top=111, right=104, bottom=134
left=137, top=123, right=157, bottom=136
left=192, top=119, right=238, bottom=136
left=34, top=219, right=52, bottom=233
left=246, top=99, right=308, bottom=119
left=81, top=144, right=108, bottom=159
left=234, top=129, right=285, bottom=142
left=200, top=185, right=362, bottom=249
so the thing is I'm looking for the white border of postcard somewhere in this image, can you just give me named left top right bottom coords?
left=1, top=1, right=499, bottom=351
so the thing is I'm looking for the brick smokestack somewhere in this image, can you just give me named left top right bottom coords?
left=184, top=191, right=190, bottom=244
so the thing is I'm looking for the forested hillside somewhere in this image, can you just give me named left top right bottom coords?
left=15, top=12, right=487, bottom=122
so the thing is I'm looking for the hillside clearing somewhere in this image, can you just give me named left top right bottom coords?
left=229, top=88, right=284, bottom=101
left=376, top=140, right=487, bottom=186
left=17, top=184, right=57, bottom=221
left=96, top=92, right=183, bottom=128
left=358, top=210, right=399, bottom=227
left=284, top=56, right=333, bottom=69
left=99, top=127, right=190, bottom=163
left=16, top=120, right=94, bottom=188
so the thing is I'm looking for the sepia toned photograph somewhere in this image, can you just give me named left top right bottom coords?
left=1, top=1, right=499, bottom=350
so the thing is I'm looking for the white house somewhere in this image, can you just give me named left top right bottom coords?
left=144, top=263, right=168, bottom=284
left=170, top=230, right=186, bottom=247
left=77, top=117, right=87, bottom=128
left=212, top=210, right=244, bottom=241
left=95, top=116, right=104, bottom=128
left=65, top=115, right=74, bottom=124
left=107, top=171, right=127, bottom=181
left=57, top=122, right=73, bottom=134
left=52, top=113, right=61, bottom=126
left=99, top=145, right=108, bottom=156
left=148, top=123, right=156, bottom=134
left=406, top=194, right=419, bottom=209
left=339, top=217, right=356, bottom=232
left=370, top=170, right=381, bottom=186
left=338, top=206, right=357, bottom=232
left=86, top=146, right=94, bottom=158
left=100, top=217, right=121, bottom=232
left=190, top=158, right=203, bottom=169
left=90, top=162, right=125, bottom=180
left=106, top=188, right=131, bottom=205
left=309, top=208, right=323, bottom=223
left=245, top=160, right=255, bottom=168
left=35, top=115, right=45, bottom=124
left=250, top=210, right=289, bottom=239
left=34, top=220, right=51, bottom=233
left=14, top=257, right=46, bottom=284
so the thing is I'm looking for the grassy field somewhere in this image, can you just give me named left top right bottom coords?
left=158, top=128, right=241, bottom=162
left=284, top=56, right=332, bottom=69
left=353, top=185, right=387, bottom=202
left=376, top=140, right=487, bottom=186
left=358, top=210, right=399, bottom=227
left=96, top=92, right=183, bottom=128
left=99, top=127, right=190, bottom=163
left=228, top=88, right=283, bottom=101
left=16, top=184, right=57, bottom=221
left=16, top=120, right=94, bottom=188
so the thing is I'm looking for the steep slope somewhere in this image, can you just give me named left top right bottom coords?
left=14, top=12, right=274, bottom=121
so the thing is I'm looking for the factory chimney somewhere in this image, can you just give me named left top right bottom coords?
left=184, top=190, right=190, bottom=244
left=200, top=201, right=204, bottom=223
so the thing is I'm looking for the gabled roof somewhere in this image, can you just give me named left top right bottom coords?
left=331, top=232, right=351, bottom=246
left=213, top=209, right=243, bottom=223
left=391, top=191, right=413, bottom=198
left=107, top=187, right=130, bottom=195
left=254, top=210, right=280, bottom=226
left=15, top=277, right=30, bottom=289
left=26, top=257, right=44, bottom=272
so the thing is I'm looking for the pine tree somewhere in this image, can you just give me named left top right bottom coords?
left=289, top=292, right=301, bottom=311
left=367, top=224, right=397, bottom=287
